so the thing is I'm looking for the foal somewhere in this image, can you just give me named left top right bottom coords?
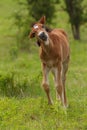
left=29, top=16, right=70, bottom=107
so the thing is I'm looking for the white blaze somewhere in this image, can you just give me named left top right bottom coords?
left=33, top=25, right=38, bottom=29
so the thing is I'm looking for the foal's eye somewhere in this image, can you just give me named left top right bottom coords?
left=42, top=25, right=45, bottom=28
left=32, top=32, right=35, bottom=37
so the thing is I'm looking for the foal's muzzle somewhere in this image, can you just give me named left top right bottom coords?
left=39, top=32, right=47, bottom=41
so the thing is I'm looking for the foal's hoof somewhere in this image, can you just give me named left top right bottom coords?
left=63, top=103, right=69, bottom=109
left=48, top=100, right=53, bottom=105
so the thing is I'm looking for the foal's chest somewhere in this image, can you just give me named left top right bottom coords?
left=41, top=58, right=59, bottom=68
left=39, top=46, right=60, bottom=67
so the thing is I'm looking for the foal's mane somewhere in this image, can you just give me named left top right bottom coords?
left=43, top=25, right=53, bottom=32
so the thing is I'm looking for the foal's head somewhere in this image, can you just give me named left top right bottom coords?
left=29, top=16, right=52, bottom=46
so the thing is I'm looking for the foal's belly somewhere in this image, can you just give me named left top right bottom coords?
left=47, top=60, right=54, bottom=67
left=42, top=59, right=58, bottom=68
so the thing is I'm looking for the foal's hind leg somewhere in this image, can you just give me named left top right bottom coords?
left=53, top=62, right=65, bottom=106
left=62, top=61, right=69, bottom=107
left=42, top=63, right=53, bottom=105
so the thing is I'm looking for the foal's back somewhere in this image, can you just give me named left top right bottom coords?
left=48, top=29, right=70, bottom=63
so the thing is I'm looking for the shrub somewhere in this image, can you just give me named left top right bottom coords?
left=0, top=70, right=42, bottom=98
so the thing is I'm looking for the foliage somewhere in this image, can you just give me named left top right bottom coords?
left=13, top=1, right=32, bottom=51
left=27, top=0, right=59, bottom=23
left=0, top=71, right=27, bottom=97
left=0, top=70, right=42, bottom=98
left=63, top=0, right=87, bottom=40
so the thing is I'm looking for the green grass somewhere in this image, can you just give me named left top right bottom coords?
left=0, top=0, right=87, bottom=129
left=0, top=95, right=87, bottom=130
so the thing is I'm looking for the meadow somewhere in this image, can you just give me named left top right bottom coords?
left=0, top=0, right=87, bottom=129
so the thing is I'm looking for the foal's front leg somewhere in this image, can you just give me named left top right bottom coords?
left=42, top=63, right=53, bottom=104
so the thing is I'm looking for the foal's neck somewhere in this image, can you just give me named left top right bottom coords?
left=41, top=39, right=53, bottom=55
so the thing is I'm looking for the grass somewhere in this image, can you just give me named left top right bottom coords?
left=0, top=94, right=87, bottom=130
left=0, top=0, right=87, bottom=129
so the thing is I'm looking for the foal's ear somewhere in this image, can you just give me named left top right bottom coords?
left=39, top=16, right=46, bottom=24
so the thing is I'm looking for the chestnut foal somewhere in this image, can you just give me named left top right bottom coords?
left=29, top=16, right=70, bottom=107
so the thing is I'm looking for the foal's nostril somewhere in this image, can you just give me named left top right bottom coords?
left=39, top=32, right=45, bottom=38
left=39, top=32, right=47, bottom=41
